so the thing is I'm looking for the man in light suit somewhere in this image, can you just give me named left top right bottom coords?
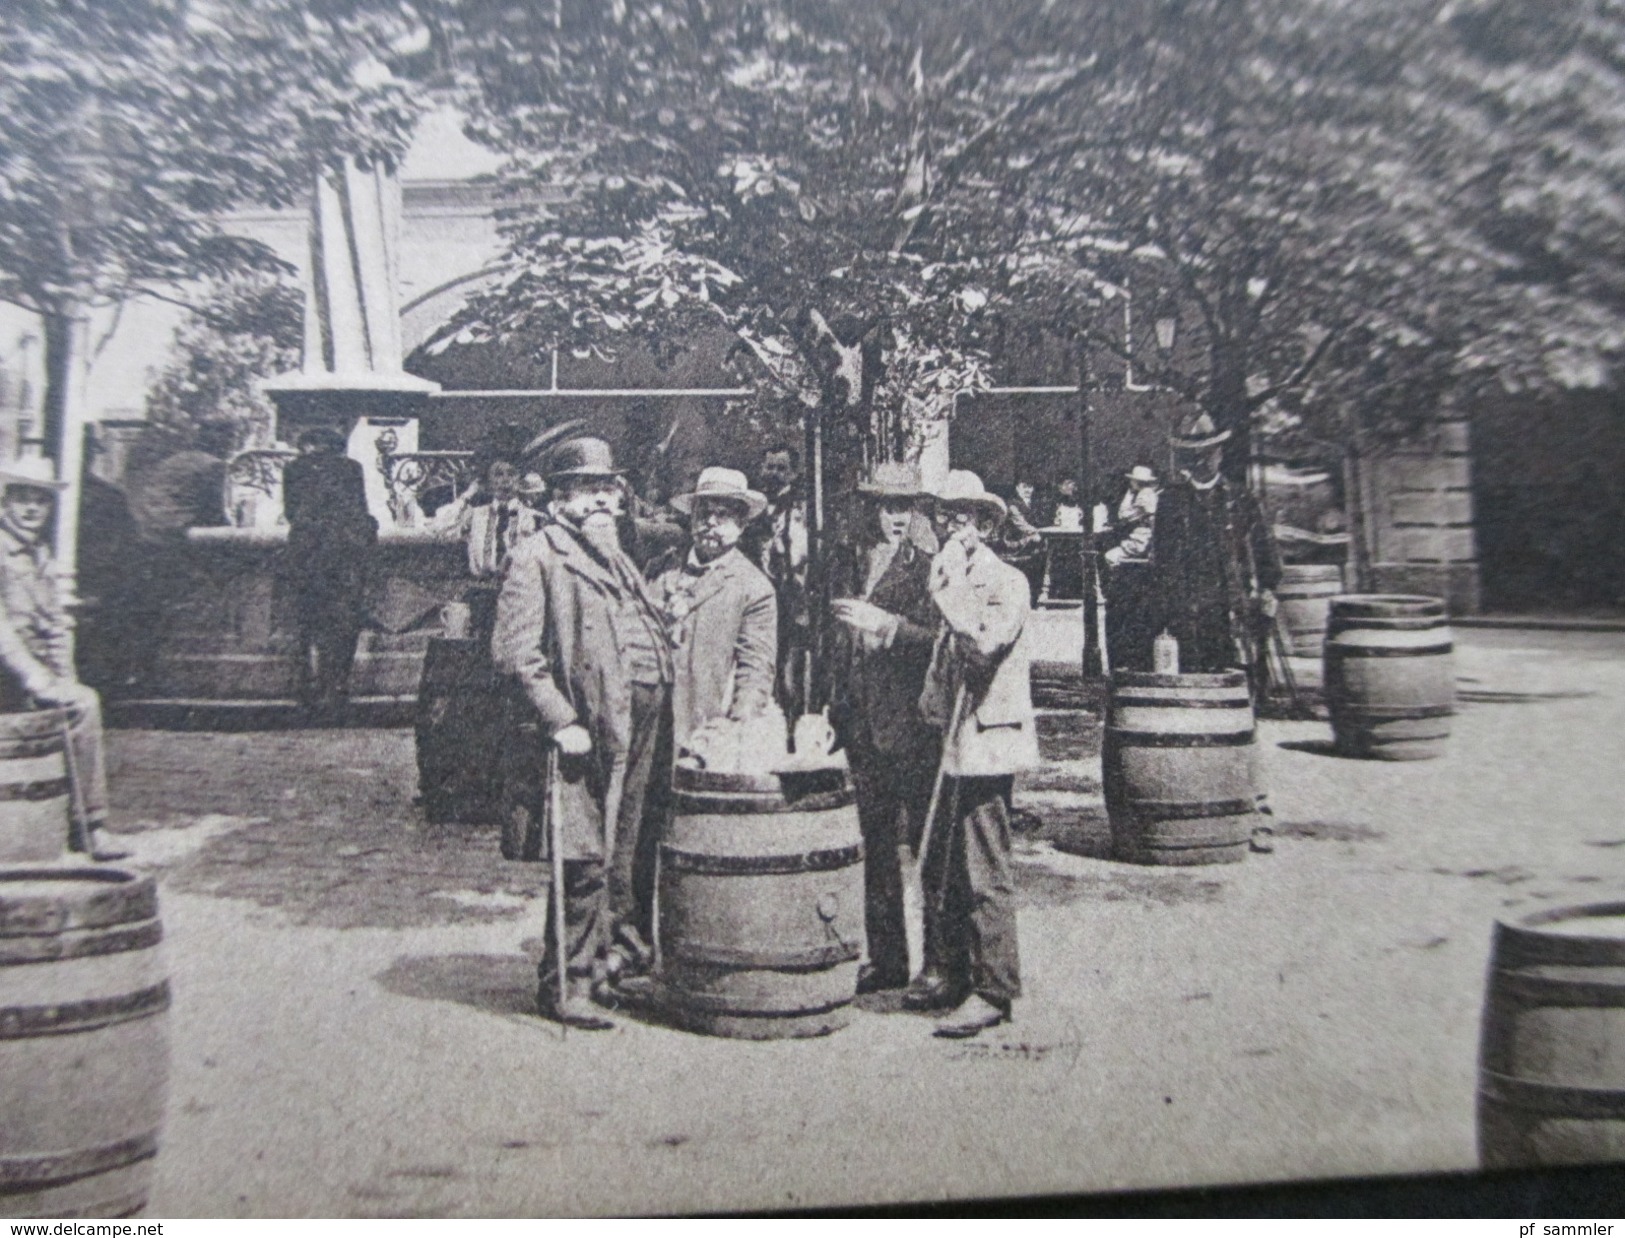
left=492, top=438, right=674, bottom=1030
left=908, top=470, right=1038, bottom=1038
left=648, top=467, right=778, bottom=750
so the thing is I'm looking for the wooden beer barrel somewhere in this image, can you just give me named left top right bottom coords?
left=1103, top=671, right=1256, bottom=866
left=655, top=764, right=865, bottom=1039
left=0, top=868, right=171, bottom=1218
left=0, top=710, right=72, bottom=865
left=1478, top=903, right=1625, bottom=1168
left=1276, top=564, right=1344, bottom=658
left=1324, top=594, right=1454, bottom=761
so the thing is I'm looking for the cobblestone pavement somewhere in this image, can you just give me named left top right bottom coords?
left=94, top=627, right=1625, bottom=1216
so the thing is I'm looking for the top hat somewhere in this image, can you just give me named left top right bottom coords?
left=1169, top=413, right=1232, bottom=451
left=1125, top=465, right=1158, bottom=484
left=856, top=461, right=926, bottom=500
left=545, top=437, right=624, bottom=480
left=670, top=467, right=768, bottom=521
left=931, top=469, right=1008, bottom=521
left=0, top=456, right=67, bottom=493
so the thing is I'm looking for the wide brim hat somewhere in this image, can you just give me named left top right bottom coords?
left=0, top=456, right=67, bottom=492
left=931, top=469, right=1007, bottom=521
left=856, top=460, right=926, bottom=500
left=544, top=436, right=624, bottom=480
left=1125, top=465, right=1158, bottom=484
left=670, top=466, right=768, bottom=521
left=1169, top=413, right=1232, bottom=451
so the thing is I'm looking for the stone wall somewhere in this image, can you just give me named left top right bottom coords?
left=1364, top=419, right=1482, bottom=614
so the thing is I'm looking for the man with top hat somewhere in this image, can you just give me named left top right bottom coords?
left=907, top=469, right=1037, bottom=1038
left=648, top=467, right=777, bottom=752
left=0, top=455, right=120, bottom=859
left=1150, top=414, right=1282, bottom=688
left=492, top=436, right=675, bottom=1030
left=1100, top=464, right=1162, bottom=672
left=827, top=461, right=941, bottom=994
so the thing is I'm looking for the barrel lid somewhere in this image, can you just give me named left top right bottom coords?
left=0, top=867, right=158, bottom=937
left=1112, top=671, right=1247, bottom=690
left=1330, top=594, right=1446, bottom=619
left=1494, top=902, right=1625, bottom=967
left=1279, top=565, right=1345, bottom=580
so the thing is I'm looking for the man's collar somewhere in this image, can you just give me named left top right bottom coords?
left=0, top=519, right=40, bottom=554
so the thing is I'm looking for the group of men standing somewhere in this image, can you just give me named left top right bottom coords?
left=485, top=435, right=1036, bottom=1040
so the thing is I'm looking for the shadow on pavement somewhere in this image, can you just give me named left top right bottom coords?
left=376, top=952, right=538, bottom=1018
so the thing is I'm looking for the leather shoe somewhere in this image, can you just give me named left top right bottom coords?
left=933, top=994, right=1009, bottom=1039
left=856, top=963, right=908, bottom=995
left=900, top=969, right=963, bottom=1012
left=538, top=991, right=615, bottom=1031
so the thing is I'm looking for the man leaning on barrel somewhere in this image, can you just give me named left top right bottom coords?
left=910, top=469, right=1038, bottom=1039
left=0, top=454, right=121, bottom=861
left=492, top=437, right=675, bottom=1031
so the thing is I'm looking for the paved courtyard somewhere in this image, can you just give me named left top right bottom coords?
left=97, top=626, right=1625, bottom=1216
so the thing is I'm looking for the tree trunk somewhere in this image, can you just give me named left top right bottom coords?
left=1208, top=351, right=1252, bottom=486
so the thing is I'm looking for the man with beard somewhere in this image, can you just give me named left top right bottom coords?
left=648, top=467, right=777, bottom=751
left=828, top=461, right=940, bottom=994
left=492, top=438, right=675, bottom=1030
left=909, top=470, right=1037, bottom=1039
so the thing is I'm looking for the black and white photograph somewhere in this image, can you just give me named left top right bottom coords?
left=1, top=0, right=1624, bottom=1219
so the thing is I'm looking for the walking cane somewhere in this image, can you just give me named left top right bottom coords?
left=1268, top=614, right=1303, bottom=717
left=59, top=708, right=92, bottom=858
left=911, top=680, right=969, bottom=977
left=545, top=746, right=568, bottom=1030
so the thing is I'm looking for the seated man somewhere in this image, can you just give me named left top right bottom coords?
left=0, top=456, right=120, bottom=860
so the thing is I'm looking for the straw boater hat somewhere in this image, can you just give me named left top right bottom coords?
left=0, top=456, right=67, bottom=493
left=1125, top=465, right=1158, bottom=485
left=670, top=467, right=768, bottom=521
left=931, top=469, right=1007, bottom=521
left=544, top=437, right=623, bottom=480
left=1169, top=412, right=1232, bottom=451
left=856, top=461, right=925, bottom=500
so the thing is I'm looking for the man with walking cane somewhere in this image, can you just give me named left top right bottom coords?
left=907, top=470, right=1038, bottom=1038
left=0, top=455, right=122, bottom=860
left=493, top=438, right=674, bottom=1030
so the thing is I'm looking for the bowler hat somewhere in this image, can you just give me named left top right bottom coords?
left=1169, top=413, right=1232, bottom=451
left=0, top=456, right=67, bottom=493
left=545, top=437, right=623, bottom=480
left=931, top=469, right=1007, bottom=521
left=670, top=466, right=768, bottom=521
left=1125, top=465, right=1158, bottom=484
left=856, top=461, right=925, bottom=500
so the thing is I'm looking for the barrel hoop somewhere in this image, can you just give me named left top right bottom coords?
left=1492, top=969, right=1625, bottom=1006
left=1496, top=908, right=1625, bottom=966
left=669, top=788, right=855, bottom=816
left=0, top=777, right=69, bottom=803
left=0, top=737, right=63, bottom=761
left=1127, top=798, right=1257, bottom=822
left=0, top=1132, right=158, bottom=1189
left=1106, top=729, right=1255, bottom=748
left=1325, top=642, right=1454, bottom=657
left=665, top=941, right=862, bottom=969
left=660, top=843, right=863, bottom=876
left=1110, top=696, right=1253, bottom=710
left=662, top=990, right=854, bottom=1018
left=1326, top=704, right=1455, bottom=721
left=0, top=873, right=159, bottom=937
left=0, top=919, right=163, bottom=967
left=1479, top=1073, right=1625, bottom=1120
left=0, top=979, right=171, bottom=1039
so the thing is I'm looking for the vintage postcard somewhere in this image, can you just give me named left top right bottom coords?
left=1, top=0, right=1622, bottom=1219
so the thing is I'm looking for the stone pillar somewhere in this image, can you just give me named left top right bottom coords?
left=264, top=159, right=438, bottom=526
left=1366, top=418, right=1482, bottom=614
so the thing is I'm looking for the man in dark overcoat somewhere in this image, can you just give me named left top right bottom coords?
left=1150, top=414, right=1282, bottom=689
left=828, top=461, right=941, bottom=994
left=492, top=437, right=675, bottom=1030
left=281, top=425, right=377, bottom=716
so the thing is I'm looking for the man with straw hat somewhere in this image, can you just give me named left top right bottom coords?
left=909, top=469, right=1037, bottom=1038
left=0, top=454, right=120, bottom=859
left=1150, top=414, right=1282, bottom=687
left=649, top=466, right=777, bottom=751
left=827, top=461, right=941, bottom=994
left=1100, top=464, right=1162, bottom=672
left=493, top=437, right=675, bottom=1030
